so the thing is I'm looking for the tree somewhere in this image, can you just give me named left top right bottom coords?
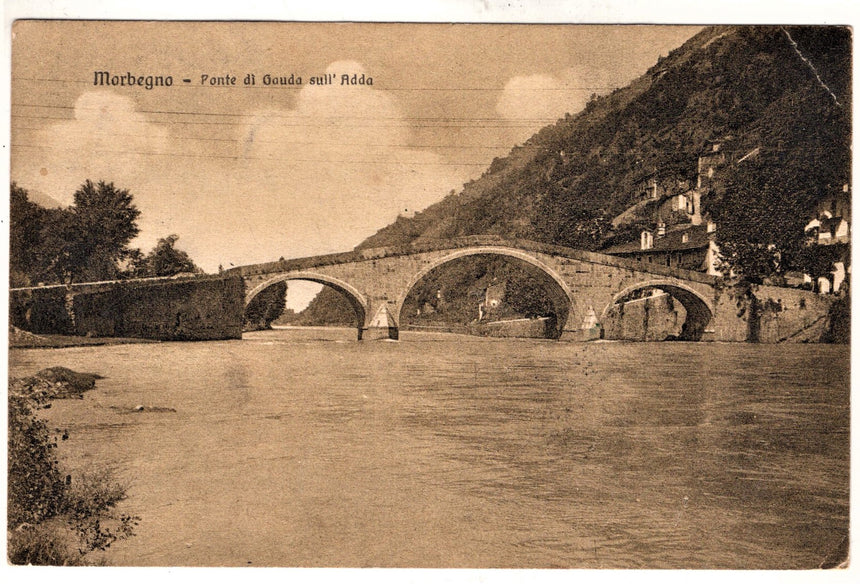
left=37, top=207, right=88, bottom=286
left=134, top=234, right=201, bottom=278
left=796, top=243, right=850, bottom=291
left=244, top=282, right=287, bottom=331
left=703, top=157, right=823, bottom=282
left=68, top=180, right=141, bottom=283
left=10, top=183, right=45, bottom=287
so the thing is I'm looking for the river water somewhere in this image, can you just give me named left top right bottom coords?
left=9, top=328, right=849, bottom=568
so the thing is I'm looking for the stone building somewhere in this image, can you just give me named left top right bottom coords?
left=602, top=223, right=720, bottom=275
left=803, top=184, right=851, bottom=293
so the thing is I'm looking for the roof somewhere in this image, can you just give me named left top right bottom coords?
left=602, top=225, right=712, bottom=255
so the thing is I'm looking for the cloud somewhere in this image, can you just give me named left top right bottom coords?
left=496, top=74, right=573, bottom=121
left=13, top=91, right=170, bottom=206
left=12, top=63, right=467, bottom=273
left=183, top=60, right=464, bottom=268
left=495, top=65, right=624, bottom=142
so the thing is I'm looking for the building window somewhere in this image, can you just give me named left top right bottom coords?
left=640, top=231, right=653, bottom=250
left=682, top=233, right=689, bottom=243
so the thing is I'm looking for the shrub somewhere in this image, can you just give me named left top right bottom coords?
left=7, top=372, right=139, bottom=565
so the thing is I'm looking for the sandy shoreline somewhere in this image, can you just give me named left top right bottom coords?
left=9, top=327, right=159, bottom=349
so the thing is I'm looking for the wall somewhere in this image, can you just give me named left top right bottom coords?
left=603, top=293, right=687, bottom=341
left=468, top=316, right=555, bottom=339
left=709, top=283, right=835, bottom=343
left=10, top=276, right=244, bottom=341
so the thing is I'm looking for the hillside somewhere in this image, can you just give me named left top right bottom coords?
left=358, top=26, right=851, bottom=254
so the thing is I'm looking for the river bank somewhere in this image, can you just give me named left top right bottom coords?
left=9, top=327, right=158, bottom=349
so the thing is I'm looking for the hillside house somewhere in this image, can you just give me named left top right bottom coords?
left=603, top=223, right=720, bottom=275
left=805, top=187, right=851, bottom=246
left=696, top=137, right=733, bottom=190
left=477, top=282, right=506, bottom=321
left=803, top=184, right=851, bottom=293
left=608, top=139, right=729, bottom=272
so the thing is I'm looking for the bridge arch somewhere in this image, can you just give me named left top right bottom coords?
left=395, top=246, right=574, bottom=338
left=600, top=280, right=714, bottom=341
left=245, top=271, right=368, bottom=338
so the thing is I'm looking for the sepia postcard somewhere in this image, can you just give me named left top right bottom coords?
left=5, top=13, right=853, bottom=577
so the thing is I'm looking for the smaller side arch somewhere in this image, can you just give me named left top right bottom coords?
left=601, top=280, right=715, bottom=341
left=244, top=271, right=368, bottom=338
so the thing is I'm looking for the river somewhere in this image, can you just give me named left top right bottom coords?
left=8, top=328, right=850, bottom=568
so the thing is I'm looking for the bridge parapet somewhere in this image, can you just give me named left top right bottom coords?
left=228, top=237, right=719, bottom=286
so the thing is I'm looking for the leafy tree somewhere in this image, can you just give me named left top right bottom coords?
left=133, top=234, right=201, bottom=278
left=244, top=281, right=287, bottom=331
left=796, top=243, right=850, bottom=290
left=36, top=207, right=88, bottom=286
left=703, top=150, right=845, bottom=282
left=10, top=183, right=45, bottom=287
left=69, top=180, right=141, bottom=283
left=9, top=181, right=142, bottom=286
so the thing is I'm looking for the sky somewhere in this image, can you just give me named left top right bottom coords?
left=11, top=22, right=701, bottom=308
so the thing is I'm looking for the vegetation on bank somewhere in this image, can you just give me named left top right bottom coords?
left=10, top=181, right=202, bottom=289
left=8, top=368, right=138, bottom=565
left=244, top=281, right=288, bottom=331
left=11, top=181, right=300, bottom=333
left=401, top=255, right=560, bottom=328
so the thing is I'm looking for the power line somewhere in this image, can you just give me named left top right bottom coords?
left=10, top=124, right=523, bottom=150
left=10, top=112, right=554, bottom=129
left=11, top=102, right=563, bottom=124
left=11, top=142, right=491, bottom=166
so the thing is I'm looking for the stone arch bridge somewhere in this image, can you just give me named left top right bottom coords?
left=229, top=237, right=754, bottom=341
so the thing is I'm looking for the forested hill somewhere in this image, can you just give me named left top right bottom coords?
left=358, top=26, right=851, bottom=260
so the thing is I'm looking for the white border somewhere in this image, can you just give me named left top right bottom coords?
left=2, top=2, right=856, bottom=584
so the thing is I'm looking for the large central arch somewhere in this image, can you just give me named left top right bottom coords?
left=395, top=246, right=574, bottom=338
left=600, top=280, right=714, bottom=341
left=245, top=271, right=368, bottom=339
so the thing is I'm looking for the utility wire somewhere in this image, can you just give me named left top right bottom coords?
left=11, top=142, right=490, bottom=166
left=10, top=125, right=523, bottom=150
left=10, top=112, right=556, bottom=129
left=11, top=102, right=565, bottom=123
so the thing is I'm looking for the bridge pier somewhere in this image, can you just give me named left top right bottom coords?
left=558, top=307, right=603, bottom=342
left=363, top=304, right=399, bottom=341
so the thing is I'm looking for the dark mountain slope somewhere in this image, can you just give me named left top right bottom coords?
left=358, top=26, right=850, bottom=253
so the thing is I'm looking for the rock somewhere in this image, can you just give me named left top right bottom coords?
left=12, top=367, right=103, bottom=401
